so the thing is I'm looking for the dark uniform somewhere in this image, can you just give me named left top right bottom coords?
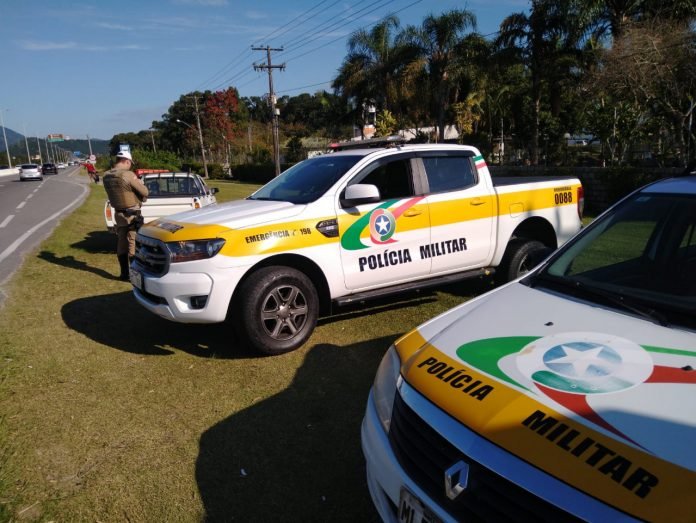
left=102, top=164, right=148, bottom=279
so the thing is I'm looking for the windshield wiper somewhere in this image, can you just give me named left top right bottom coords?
left=538, top=275, right=670, bottom=327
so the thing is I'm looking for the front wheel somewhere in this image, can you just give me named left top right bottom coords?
left=498, top=240, right=551, bottom=282
left=234, top=266, right=319, bottom=355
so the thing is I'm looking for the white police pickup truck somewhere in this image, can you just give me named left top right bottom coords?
left=361, top=175, right=696, bottom=522
left=104, top=171, right=218, bottom=232
left=129, top=144, right=583, bottom=354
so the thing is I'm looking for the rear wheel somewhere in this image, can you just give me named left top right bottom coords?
left=498, top=240, right=551, bottom=282
left=234, top=266, right=319, bottom=355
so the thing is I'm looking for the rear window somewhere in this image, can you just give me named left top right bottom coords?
left=21, top=164, right=37, bottom=169
left=144, top=176, right=200, bottom=196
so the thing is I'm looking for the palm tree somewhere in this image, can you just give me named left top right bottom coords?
left=332, top=16, right=409, bottom=133
left=496, top=0, right=593, bottom=164
left=404, top=9, right=478, bottom=141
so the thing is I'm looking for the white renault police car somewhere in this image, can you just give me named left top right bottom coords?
left=362, top=175, right=696, bottom=522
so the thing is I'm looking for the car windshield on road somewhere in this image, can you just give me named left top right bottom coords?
left=248, top=155, right=363, bottom=204
left=527, top=191, right=696, bottom=329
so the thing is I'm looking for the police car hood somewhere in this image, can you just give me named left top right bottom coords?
left=157, top=198, right=303, bottom=229
left=396, top=280, right=696, bottom=520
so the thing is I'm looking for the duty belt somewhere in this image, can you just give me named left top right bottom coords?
left=116, top=208, right=141, bottom=216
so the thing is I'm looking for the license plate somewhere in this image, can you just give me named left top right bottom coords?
left=398, top=488, right=441, bottom=523
left=130, top=267, right=143, bottom=290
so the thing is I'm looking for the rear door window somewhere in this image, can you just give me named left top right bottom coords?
left=421, top=156, right=477, bottom=193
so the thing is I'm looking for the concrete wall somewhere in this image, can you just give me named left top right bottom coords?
left=489, top=166, right=682, bottom=214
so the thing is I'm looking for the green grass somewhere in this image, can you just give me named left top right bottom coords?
left=0, top=177, right=483, bottom=521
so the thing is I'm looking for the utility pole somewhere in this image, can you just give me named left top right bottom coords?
left=191, top=95, right=209, bottom=178
left=253, top=45, right=285, bottom=176
left=23, top=124, right=31, bottom=163
left=0, top=110, right=11, bottom=168
left=87, top=134, right=93, bottom=158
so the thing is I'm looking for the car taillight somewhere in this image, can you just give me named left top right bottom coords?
left=577, top=185, right=584, bottom=220
left=106, top=206, right=113, bottom=221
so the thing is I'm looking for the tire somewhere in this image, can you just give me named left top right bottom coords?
left=234, top=266, right=319, bottom=355
left=498, top=240, right=551, bottom=282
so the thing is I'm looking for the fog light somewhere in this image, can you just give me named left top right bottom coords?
left=190, top=295, right=208, bottom=309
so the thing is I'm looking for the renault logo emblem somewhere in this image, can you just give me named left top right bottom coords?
left=444, top=460, right=470, bottom=500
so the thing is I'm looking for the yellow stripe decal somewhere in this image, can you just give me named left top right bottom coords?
left=395, top=339, right=695, bottom=522
left=140, top=184, right=580, bottom=257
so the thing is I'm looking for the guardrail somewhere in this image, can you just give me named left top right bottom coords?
left=0, top=168, right=19, bottom=177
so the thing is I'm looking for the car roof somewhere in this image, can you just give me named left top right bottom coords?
left=641, top=176, right=696, bottom=195
left=325, top=143, right=478, bottom=158
left=142, top=172, right=201, bottom=179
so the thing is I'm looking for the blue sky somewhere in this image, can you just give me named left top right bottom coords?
left=2, top=0, right=525, bottom=140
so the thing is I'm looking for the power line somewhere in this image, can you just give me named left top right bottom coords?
left=201, top=0, right=416, bottom=93
left=280, top=0, right=385, bottom=51
left=276, top=80, right=333, bottom=94
left=282, top=0, right=423, bottom=64
left=264, top=0, right=339, bottom=43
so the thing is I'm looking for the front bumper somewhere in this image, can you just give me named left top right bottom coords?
left=362, top=388, right=457, bottom=523
left=362, top=381, right=633, bottom=523
left=131, top=259, right=246, bottom=323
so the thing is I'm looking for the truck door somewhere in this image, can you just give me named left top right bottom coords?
left=337, top=154, right=431, bottom=291
left=419, top=152, right=495, bottom=273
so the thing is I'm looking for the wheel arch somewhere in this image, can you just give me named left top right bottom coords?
left=509, top=217, right=558, bottom=249
left=231, top=253, right=332, bottom=316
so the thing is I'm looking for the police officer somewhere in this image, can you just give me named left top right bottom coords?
left=102, top=151, right=148, bottom=280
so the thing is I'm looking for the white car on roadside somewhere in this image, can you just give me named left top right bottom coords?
left=19, top=164, right=43, bottom=181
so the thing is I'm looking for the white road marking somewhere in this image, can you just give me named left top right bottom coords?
left=16, top=202, right=26, bottom=209
left=0, top=215, right=14, bottom=228
left=27, top=194, right=34, bottom=199
left=0, top=183, right=89, bottom=265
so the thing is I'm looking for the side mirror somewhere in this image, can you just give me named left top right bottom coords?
left=211, top=187, right=220, bottom=194
left=341, top=183, right=380, bottom=207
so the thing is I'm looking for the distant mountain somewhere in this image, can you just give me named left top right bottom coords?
left=0, top=127, right=24, bottom=152
left=2, top=129, right=110, bottom=164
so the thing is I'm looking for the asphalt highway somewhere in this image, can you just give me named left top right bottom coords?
left=0, top=165, right=89, bottom=307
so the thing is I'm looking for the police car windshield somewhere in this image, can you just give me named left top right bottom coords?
left=249, top=155, right=362, bottom=204
left=531, top=192, right=696, bottom=329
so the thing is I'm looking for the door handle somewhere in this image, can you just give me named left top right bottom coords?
left=403, top=207, right=423, bottom=217
left=470, top=198, right=486, bottom=206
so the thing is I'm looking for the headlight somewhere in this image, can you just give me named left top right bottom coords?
left=166, top=238, right=226, bottom=263
left=372, top=346, right=401, bottom=433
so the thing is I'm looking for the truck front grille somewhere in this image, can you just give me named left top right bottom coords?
left=388, top=392, right=581, bottom=522
left=134, top=233, right=169, bottom=276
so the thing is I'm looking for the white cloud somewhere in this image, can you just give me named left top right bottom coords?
left=17, top=40, right=77, bottom=51
left=172, top=0, right=228, bottom=5
left=97, top=23, right=133, bottom=31
left=246, top=10, right=267, bottom=20
left=16, top=40, right=147, bottom=52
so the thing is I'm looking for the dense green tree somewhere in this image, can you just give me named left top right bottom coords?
left=403, top=9, right=478, bottom=141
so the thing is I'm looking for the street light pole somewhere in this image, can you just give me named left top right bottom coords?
left=0, top=109, right=11, bottom=168
left=36, top=136, right=43, bottom=165
left=177, top=118, right=208, bottom=177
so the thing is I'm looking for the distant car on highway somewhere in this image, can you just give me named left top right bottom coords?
left=42, top=163, right=58, bottom=175
left=19, top=164, right=43, bottom=181
left=57, top=162, right=67, bottom=169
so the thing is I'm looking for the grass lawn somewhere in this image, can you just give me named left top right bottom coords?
left=0, top=177, right=483, bottom=521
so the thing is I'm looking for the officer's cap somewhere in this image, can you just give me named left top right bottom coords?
left=116, top=151, right=133, bottom=162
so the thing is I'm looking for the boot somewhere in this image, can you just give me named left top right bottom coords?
left=118, top=254, right=130, bottom=281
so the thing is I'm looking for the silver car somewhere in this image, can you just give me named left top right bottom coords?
left=19, top=164, right=43, bottom=181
